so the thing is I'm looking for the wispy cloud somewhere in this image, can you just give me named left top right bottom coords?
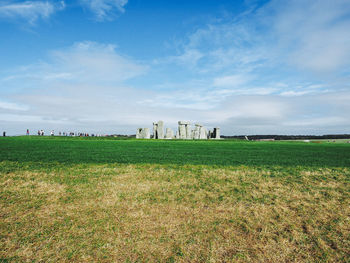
left=0, top=100, right=28, bottom=111
left=49, top=41, right=147, bottom=83
left=213, top=74, right=250, bottom=88
left=268, top=0, right=350, bottom=74
left=165, top=0, right=350, bottom=81
left=0, top=1, right=65, bottom=25
left=80, top=0, right=128, bottom=21
left=3, top=41, right=147, bottom=85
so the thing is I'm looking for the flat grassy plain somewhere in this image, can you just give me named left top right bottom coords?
left=1, top=136, right=349, bottom=262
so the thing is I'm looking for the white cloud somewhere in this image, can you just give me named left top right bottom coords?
left=0, top=113, right=65, bottom=123
left=49, top=41, right=147, bottom=83
left=279, top=90, right=313, bottom=97
left=166, top=0, right=350, bottom=80
left=283, top=117, right=347, bottom=127
left=269, top=0, right=350, bottom=73
left=0, top=1, right=65, bottom=24
left=4, top=41, right=147, bottom=85
left=80, top=0, right=128, bottom=21
left=0, top=100, right=29, bottom=111
left=213, top=74, right=249, bottom=88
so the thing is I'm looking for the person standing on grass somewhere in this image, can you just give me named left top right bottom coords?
left=26, top=129, right=29, bottom=135
left=3, top=131, right=5, bottom=137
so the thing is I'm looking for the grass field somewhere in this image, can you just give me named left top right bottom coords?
left=1, top=136, right=349, bottom=262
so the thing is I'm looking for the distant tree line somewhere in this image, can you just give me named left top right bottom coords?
left=221, top=134, right=350, bottom=140
left=107, top=134, right=350, bottom=140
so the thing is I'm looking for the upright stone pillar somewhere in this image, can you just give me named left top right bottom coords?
left=199, top=126, right=207, bottom=139
left=136, top=128, right=142, bottom=139
left=178, top=121, right=186, bottom=139
left=157, top=120, right=164, bottom=139
left=194, top=124, right=201, bottom=139
left=153, top=123, right=158, bottom=139
left=208, top=130, right=212, bottom=139
left=143, top=128, right=150, bottom=139
left=178, top=121, right=191, bottom=139
left=165, top=128, right=174, bottom=139
left=215, top=127, right=220, bottom=139
left=213, top=127, right=220, bottom=139
left=186, top=124, right=192, bottom=139
left=153, top=121, right=164, bottom=139
left=136, top=128, right=150, bottom=139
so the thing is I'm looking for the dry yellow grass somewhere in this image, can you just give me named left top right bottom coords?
left=1, top=163, right=349, bottom=262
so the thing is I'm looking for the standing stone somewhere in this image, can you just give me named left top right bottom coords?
left=136, top=128, right=142, bottom=139
left=178, top=121, right=191, bottom=139
left=153, top=121, right=164, bottom=139
left=213, top=127, right=220, bottom=139
left=165, top=128, right=174, bottom=139
left=194, top=124, right=201, bottom=139
left=186, top=124, right=192, bottom=139
left=178, top=123, right=186, bottom=139
left=136, top=128, right=150, bottom=139
left=157, top=121, right=164, bottom=139
left=143, top=128, right=150, bottom=139
left=199, top=126, right=207, bottom=139
left=208, top=130, right=212, bottom=139
left=153, top=123, right=157, bottom=139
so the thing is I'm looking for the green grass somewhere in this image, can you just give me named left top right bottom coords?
left=0, top=136, right=349, bottom=169
left=1, top=136, right=349, bottom=262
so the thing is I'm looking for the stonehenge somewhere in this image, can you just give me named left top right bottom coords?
left=136, top=121, right=220, bottom=140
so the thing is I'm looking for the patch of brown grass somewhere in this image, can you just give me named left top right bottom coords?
left=1, top=163, right=349, bottom=262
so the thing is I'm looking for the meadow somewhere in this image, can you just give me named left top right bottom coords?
left=1, top=136, right=349, bottom=262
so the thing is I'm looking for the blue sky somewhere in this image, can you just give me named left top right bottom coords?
left=1, top=0, right=350, bottom=135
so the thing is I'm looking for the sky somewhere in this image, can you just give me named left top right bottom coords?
left=0, top=0, right=350, bottom=136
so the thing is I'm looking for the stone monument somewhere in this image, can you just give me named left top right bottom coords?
left=136, top=120, right=220, bottom=140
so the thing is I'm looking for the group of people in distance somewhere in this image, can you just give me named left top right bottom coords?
left=25, top=129, right=101, bottom=137
left=2, top=130, right=103, bottom=137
